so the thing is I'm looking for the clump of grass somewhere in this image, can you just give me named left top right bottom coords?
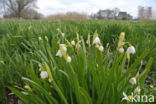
left=8, top=31, right=154, bottom=104
left=0, top=20, right=155, bottom=104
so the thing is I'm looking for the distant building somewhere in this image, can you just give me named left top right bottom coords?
left=92, top=9, right=133, bottom=20
left=138, top=6, right=152, bottom=20
left=93, top=9, right=115, bottom=20
left=97, top=10, right=115, bottom=20
left=117, top=12, right=133, bottom=20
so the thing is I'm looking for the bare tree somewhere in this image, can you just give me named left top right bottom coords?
left=3, top=0, right=37, bottom=18
left=0, top=0, right=5, bottom=16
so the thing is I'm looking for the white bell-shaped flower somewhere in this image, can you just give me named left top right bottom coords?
left=99, top=46, right=104, bottom=52
left=129, top=77, right=136, bottom=85
left=66, top=56, right=71, bottom=63
left=40, top=71, right=48, bottom=79
left=38, top=37, right=42, bottom=41
left=119, top=47, right=124, bottom=53
left=134, top=86, right=141, bottom=93
left=93, top=37, right=101, bottom=45
left=71, top=40, right=75, bottom=46
left=126, top=46, right=136, bottom=54
left=61, top=33, right=65, bottom=37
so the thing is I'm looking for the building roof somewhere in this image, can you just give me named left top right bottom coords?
left=118, top=12, right=127, bottom=17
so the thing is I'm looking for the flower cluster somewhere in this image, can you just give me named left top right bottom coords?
left=56, top=44, right=71, bottom=63
left=92, top=32, right=104, bottom=52
left=129, top=77, right=141, bottom=99
left=117, top=32, right=136, bottom=54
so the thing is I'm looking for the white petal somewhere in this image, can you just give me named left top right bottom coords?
left=62, top=33, right=65, bottom=37
left=99, top=46, right=104, bottom=51
left=56, top=50, right=62, bottom=57
left=126, top=46, right=136, bottom=54
left=62, top=46, right=67, bottom=52
left=71, top=40, right=75, bottom=45
left=93, top=37, right=101, bottom=44
left=66, top=56, right=71, bottom=63
left=40, top=71, right=48, bottom=79
left=38, top=37, right=42, bottom=41
left=119, top=48, right=124, bottom=53
left=134, top=87, right=141, bottom=93
left=129, top=77, right=136, bottom=85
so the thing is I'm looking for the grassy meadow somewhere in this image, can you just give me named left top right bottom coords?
left=0, top=20, right=156, bottom=104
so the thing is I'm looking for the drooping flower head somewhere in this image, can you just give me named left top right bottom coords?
left=40, top=71, right=48, bottom=79
left=61, top=33, right=65, bottom=37
left=126, top=45, right=136, bottom=54
left=118, top=47, right=124, bottom=53
left=71, top=40, right=75, bottom=46
left=134, top=86, right=141, bottom=93
left=66, top=56, right=71, bottom=63
left=38, top=37, right=42, bottom=41
left=129, top=77, right=137, bottom=85
left=99, top=45, right=104, bottom=52
left=93, top=37, right=101, bottom=45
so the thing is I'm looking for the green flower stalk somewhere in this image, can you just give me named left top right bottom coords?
left=57, top=28, right=65, bottom=37
left=117, top=32, right=125, bottom=53
left=86, top=34, right=91, bottom=47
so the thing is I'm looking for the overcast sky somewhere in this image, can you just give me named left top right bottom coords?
left=37, top=0, right=156, bottom=17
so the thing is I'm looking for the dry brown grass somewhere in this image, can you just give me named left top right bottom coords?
left=45, top=12, right=90, bottom=20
